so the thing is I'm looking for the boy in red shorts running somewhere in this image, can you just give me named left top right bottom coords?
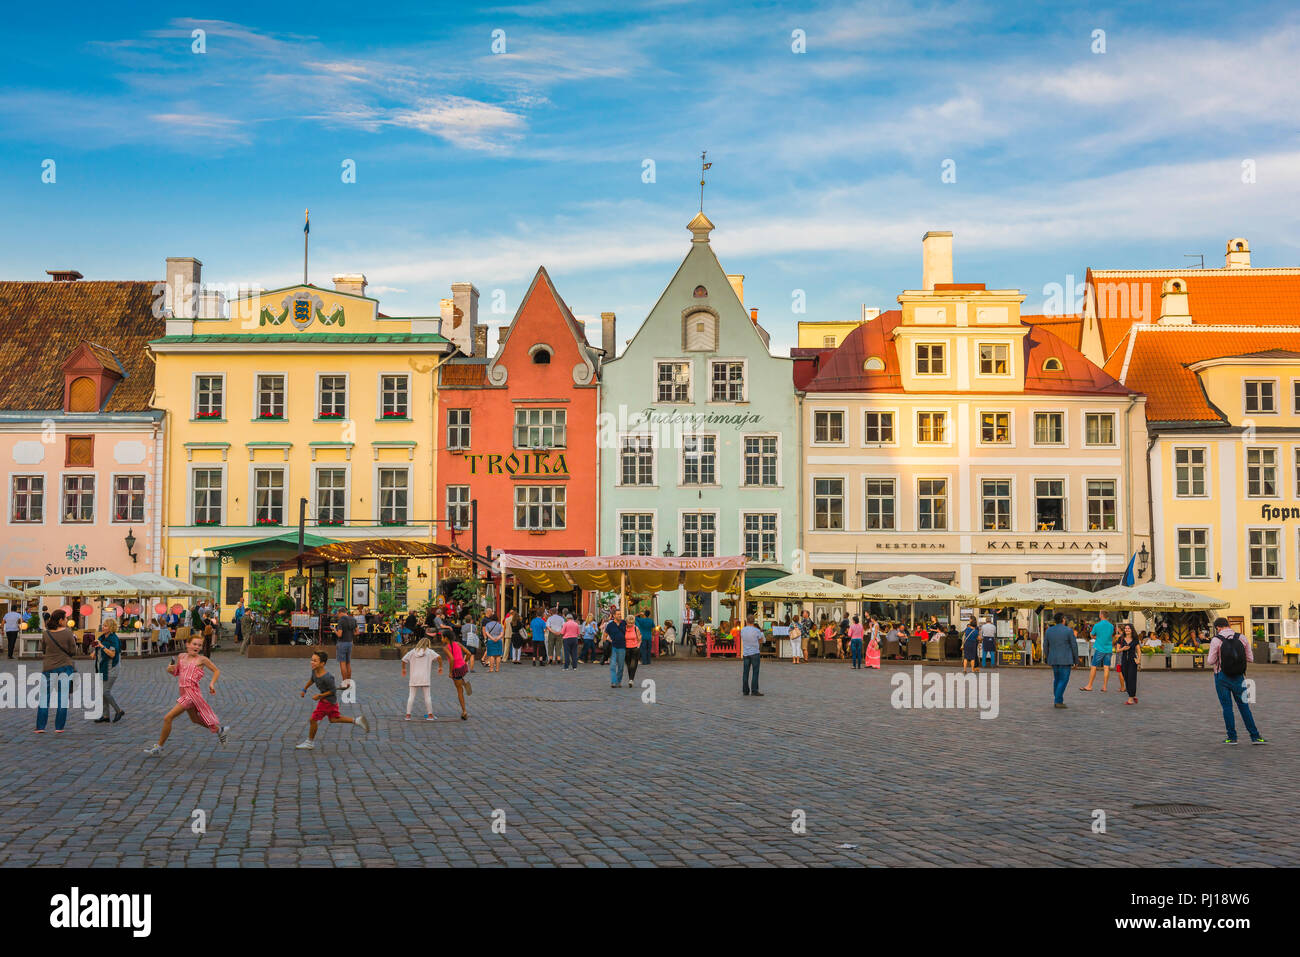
left=296, top=650, right=369, bottom=749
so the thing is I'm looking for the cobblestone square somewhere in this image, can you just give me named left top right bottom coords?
left=0, top=654, right=1294, bottom=867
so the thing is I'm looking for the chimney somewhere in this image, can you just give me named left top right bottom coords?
left=497, top=325, right=509, bottom=348
left=445, top=282, right=479, bottom=355
left=46, top=269, right=83, bottom=282
left=474, top=325, right=488, bottom=357
left=1225, top=238, right=1251, bottom=269
left=862, top=306, right=880, bottom=322
left=921, top=231, right=953, bottom=290
left=750, top=307, right=759, bottom=325
left=1158, top=278, right=1192, bottom=325
left=601, top=312, right=617, bottom=358
left=332, top=273, right=368, bottom=296
left=165, top=257, right=202, bottom=319
left=727, top=274, right=744, bottom=304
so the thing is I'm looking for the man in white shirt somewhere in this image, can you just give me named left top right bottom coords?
left=740, top=616, right=764, bottom=697
left=545, top=608, right=565, bottom=665
left=3, top=607, right=21, bottom=659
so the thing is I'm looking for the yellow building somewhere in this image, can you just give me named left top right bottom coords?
left=150, top=261, right=453, bottom=612
left=796, top=308, right=879, bottom=350
left=1099, top=245, right=1300, bottom=643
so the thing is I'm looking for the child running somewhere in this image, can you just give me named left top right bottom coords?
left=402, top=638, right=440, bottom=720
left=296, top=650, right=370, bottom=749
left=437, top=631, right=473, bottom=720
left=143, top=634, right=228, bottom=755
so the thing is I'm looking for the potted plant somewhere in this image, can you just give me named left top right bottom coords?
left=1170, top=644, right=1197, bottom=670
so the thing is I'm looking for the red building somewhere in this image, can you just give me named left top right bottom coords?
left=435, top=267, right=604, bottom=614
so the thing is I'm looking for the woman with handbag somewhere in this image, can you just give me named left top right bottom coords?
left=36, top=608, right=78, bottom=733
left=623, top=616, right=641, bottom=687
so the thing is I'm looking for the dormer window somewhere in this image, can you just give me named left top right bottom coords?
left=68, top=376, right=98, bottom=412
left=1042, top=357, right=1064, bottom=372
left=529, top=344, right=553, bottom=364
left=864, top=356, right=885, bottom=371
left=61, top=342, right=123, bottom=413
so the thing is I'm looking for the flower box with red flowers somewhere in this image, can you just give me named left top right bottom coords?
left=381, top=411, right=407, bottom=418
left=195, top=519, right=221, bottom=526
left=256, top=518, right=282, bottom=526
left=196, top=411, right=222, bottom=419
left=318, top=519, right=345, bottom=527
left=258, top=412, right=283, bottom=419
left=379, top=520, right=407, bottom=527
left=318, top=412, right=344, bottom=419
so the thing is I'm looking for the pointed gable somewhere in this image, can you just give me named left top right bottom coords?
left=486, top=266, right=597, bottom=387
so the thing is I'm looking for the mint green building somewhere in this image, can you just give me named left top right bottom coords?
left=598, top=213, right=797, bottom=626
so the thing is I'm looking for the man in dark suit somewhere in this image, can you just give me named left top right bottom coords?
left=1044, top=612, right=1077, bottom=708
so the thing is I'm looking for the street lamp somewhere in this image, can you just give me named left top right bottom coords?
left=1289, top=602, right=1298, bottom=621
left=663, top=542, right=674, bottom=557
left=124, top=529, right=138, bottom=564
left=1137, top=542, right=1149, bottom=580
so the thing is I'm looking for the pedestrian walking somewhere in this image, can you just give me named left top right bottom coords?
left=605, top=610, right=627, bottom=686
left=143, top=633, right=229, bottom=754
left=1117, top=621, right=1139, bottom=706
left=1081, top=610, right=1115, bottom=692
left=295, top=650, right=370, bottom=748
left=545, top=607, right=565, bottom=664
left=3, top=605, right=20, bottom=659
left=333, top=608, right=356, bottom=687
left=980, top=617, right=997, bottom=669
left=1044, top=613, right=1076, bottom=708
left=437, top=631, right=473, bottom=721
left=580, top=614, right=598, bottom=663
left=561, top=612, right=581, bottom=671
left=483, top=614, right=504, bottom=672
left=634, top=607, right=655, bottom=665
left=740, top=616, right=764, bottom=696
left=788, top=617, right=803, bottom=664
left=91, top=618, right=125, bottom=724
left=962, top=618, right=980, bottom=673
left=865, top=618, right=881, bottom=669
left=530, top=608, right=547, bottom=666
left=848, top=615, right=865, bottom=669
left=401, top=638, right=440, bottom=720
left=35, top=608, right=78, bottom=734
left=1207, top=617, right=1265, bottom=744
left=624, top=615, right=641, bottom=686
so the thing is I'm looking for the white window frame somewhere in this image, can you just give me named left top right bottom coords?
left=740, top=433, right=781, bottom=488
left=1247, top=526, right=1283, bottom=581
left=810, top=474, right=847, bottom=531
left=316, top=372, right=350, bottom=420
left=914, top=341, right=947, bottom=376
left=976, top=342, right=1012, bottom=377
left=679, top=509, right=720, bottom=558
left=446, top=408, right=472, bottom=451
left=680, top=432, right=719, bottom=487
left=863, top=475, right=897, bottom=532
left=378, top=372, right=411, bottom=420
left=915, top=475, right=950, bottom=532
left=617, top=433, right=657, bottom=488
left=739, top=510, right=781, bottom=564
left=250, top=466, right=287, bottom=526
left=58, top=472, right=96, bottom=525
left=1174, top=526, right=1212, bottom=581
left=861, top=408, right=899, bottom=447
left=915, top=409, right=951, bottom=447
left=189, top=465, right=226, bottom=526
left=979, top=475, right=1014, bottom=532
left=109, top=472, right=147, bottom=525
left=514, top=484, right=567, bottom=531
left=1244, top=378, right=1279, bottom=415
left=1082, top=409, right=1119, bottom=448
left=192, top=372, right=226, bottom=419
left=375, top=465, right=411, bottom=525
left=1084, top=475, right=1120, bottom=532
left=1031, top=409, right=1068, bottom=447
left=312, top=466, right=350, bottom=527
left=514, top=407, right=567, bottom=450
left=708, top=358, right=748, bottom=403
left=446, top=485, right=471, bottom=531
left=1173, top=446, right=1209, bottom=498
left=253, top=372, right=288, bottom=420
left=616, top=510, right=657, bottom=557
left=1031, top=475, right=1069, bottom=532
left=1245, top=445, right=1280, bottom=499
left=810, top=407, right=848, bottom=446
left=975, top=409, right=1014, bottom=448
left=9, top=473, right=47, bottom=526
left=655, top=360, right=693, bottom=404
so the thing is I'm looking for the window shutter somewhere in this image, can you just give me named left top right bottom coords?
left=66, top=436, right=93, bottom=467
left=69, top=376, right=98, bottom=412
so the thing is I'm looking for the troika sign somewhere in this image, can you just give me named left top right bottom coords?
left=463, top=451, right=569, bottom=476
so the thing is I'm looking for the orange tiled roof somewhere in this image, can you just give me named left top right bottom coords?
left=438, top=361, right=488, bottom=388
left=1106, top=326, right=1300, bottom=424
left=1087, top=269, right=1300, bottom=361
left=1022, top=314, right=1082, bottom=351
left=805, top=310, right=1128, bottom=396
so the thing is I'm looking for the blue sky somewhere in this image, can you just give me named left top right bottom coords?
left=1, top=0, right=1298, bottom=354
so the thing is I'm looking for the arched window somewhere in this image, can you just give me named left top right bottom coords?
left=693, top=285, right=708, bottom=298
left=68, top=376, right=97, bottom=412
left=684, top=311, right=717, bottom=351
left=529, top=345, right=552, bottom=364
left=1042, top=357, right=1063, bottom=372
left=863, top=357, right=885, bottom=372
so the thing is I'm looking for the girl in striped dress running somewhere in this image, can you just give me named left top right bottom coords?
left=144, top=634, right=228, bottom=755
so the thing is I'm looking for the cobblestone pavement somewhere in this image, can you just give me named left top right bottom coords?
left=0, top=653, right=1295, bottom=867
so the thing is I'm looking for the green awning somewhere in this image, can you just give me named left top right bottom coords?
left=209, top=532, right=338, bottom=557
left=742, top=567, right=790, bottom=588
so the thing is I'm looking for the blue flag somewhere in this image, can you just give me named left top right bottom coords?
left=1122, top=552, right=1137, bottom=587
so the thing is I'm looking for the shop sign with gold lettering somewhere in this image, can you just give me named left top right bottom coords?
left=462, top=451, right=569, bottom=476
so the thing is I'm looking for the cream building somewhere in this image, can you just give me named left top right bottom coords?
left=797, top=233, right=1151, bottom=620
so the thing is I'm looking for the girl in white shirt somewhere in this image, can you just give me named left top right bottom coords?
left=401, top=638, right=440, bottom=720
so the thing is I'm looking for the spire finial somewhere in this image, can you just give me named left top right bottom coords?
left=699, top=150, right=712, bottom=211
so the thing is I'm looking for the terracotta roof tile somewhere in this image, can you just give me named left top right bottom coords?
left=1022, top=313, right=1082, bottom=351
left=439, top=361, right=488, bottom=388
left=0, top=280, right=163, bottom=411
left=1109, top=326, right=1300, bottom=423
left=804, top=310, right=1127, bottom=396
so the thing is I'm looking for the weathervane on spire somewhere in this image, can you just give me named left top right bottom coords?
left=699, top=150, right=712, bottom=211
left=303, top=208, right=310, bottom=285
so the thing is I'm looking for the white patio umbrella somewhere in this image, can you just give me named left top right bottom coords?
left=974, top=579, right=1098, bottom=608
left=747, top=573, right=861, bottom=601
left=856, top=575, right=975, bottom=602
left=1075, top=581, right=1228, bottom=612
left=0, top=582, right=26, bottom=601
left=125, top=573, right=213, bottom=599
left=25, top=570, right=143, bottom=598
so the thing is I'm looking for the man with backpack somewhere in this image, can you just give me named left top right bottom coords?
left=1207, top=616, right=1266, bottom=745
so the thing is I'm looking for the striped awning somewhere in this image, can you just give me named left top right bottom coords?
left=499, top=554, right=747, bottom=595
